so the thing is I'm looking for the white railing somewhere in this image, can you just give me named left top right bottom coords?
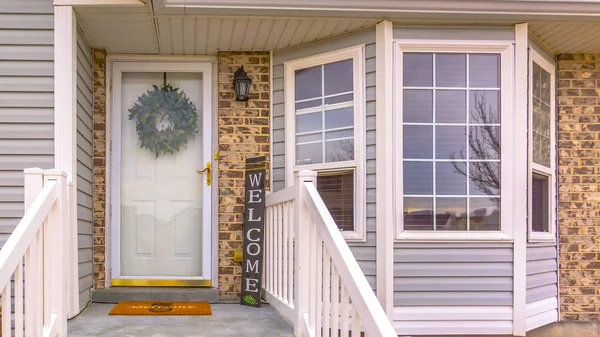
left=0, top=169, right=68, bottom=337
left=264, top=171, right=396, bottom=337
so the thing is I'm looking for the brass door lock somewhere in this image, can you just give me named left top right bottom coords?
left=197, top=161, right=212, bottom=186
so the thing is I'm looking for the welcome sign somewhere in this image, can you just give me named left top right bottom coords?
left=241, top=156, right=267, bottom=307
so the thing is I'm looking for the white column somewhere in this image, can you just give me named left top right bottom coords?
left=54, top=5, right=80, bottom=318
left=513, top=22, right=529, bottom=337
left=375, top=19, right=394, bottom=317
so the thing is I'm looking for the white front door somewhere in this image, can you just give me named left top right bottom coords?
left=111, top=62, right=213, bottom=283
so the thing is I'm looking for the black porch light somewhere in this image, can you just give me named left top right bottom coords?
left=233, top=65, right=252, bottom=101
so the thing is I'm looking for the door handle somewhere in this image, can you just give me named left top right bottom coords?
left=197, top=162, right=212, bottom=186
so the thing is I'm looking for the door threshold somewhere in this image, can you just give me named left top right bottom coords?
left=111, top=279, right=212, bottom=287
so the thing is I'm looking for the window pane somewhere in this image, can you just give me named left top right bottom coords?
left=295, top=66, right=322, bottom=101
left=404, top=197, right=434, bottom=230
left=297, top=133, right=322, bottom=143
left=325, top=93, right=353, bottom=105
left=404, top=90, right=433, bottom=123
left=324, top=59, right=353, bottom=96
left=296, top=99, right=321, bottom=110
left=436, top=90, right=466, bottom=123
left=533, top=62, right=552, bottom=168
left=317, top=171, right=354, bottom=231
left=469, top=162, right=500, bottom=196
left=436, top=126, right=466, bottom=160
left=469, top=197, right=500, bottom=231
left=436, top=162, right=467, bottom=195
left=470, top=90, right=500, bottom=124
left=296, top=112, right=322, bottom=133
left=469, top=126, right=500, bottom=160
left=541, top=65, right=551, bottom=103
left=404, top=53, right=433, bottom=87
left=532, top=173, right=549, bottom=232
left=436, top=198, right=467, bottom=231
left=404, top=125, right=433, bottom=159
left=404, top=162, right=433, bottom=195
left=297, top=143, right=322, bottom=165
left=436, top=54, right=466, bottom=87
left=469, top=54, right=500, bottom=88
left=326, top=139, right=354, bottom=162
left=326, top=129, right=353, bottom=140
left=325, top=106, right=353, bottom=129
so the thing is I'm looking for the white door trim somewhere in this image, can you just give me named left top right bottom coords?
left=109, top=61, right=214, bottom=282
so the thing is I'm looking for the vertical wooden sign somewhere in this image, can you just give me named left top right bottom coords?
left=241, top=156, right=267, bottom=307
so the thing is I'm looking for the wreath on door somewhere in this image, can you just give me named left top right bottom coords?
left=128, top=83, right=199, bottom=158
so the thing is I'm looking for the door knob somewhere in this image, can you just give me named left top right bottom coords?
left=197, top=162, right=212, bottom=186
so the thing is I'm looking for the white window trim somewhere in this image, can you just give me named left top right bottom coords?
left=393, top=40, right=515, bottom=242
left=528, top=47, right=556, bottom=243
left=284, top=45, right=366, bottom=242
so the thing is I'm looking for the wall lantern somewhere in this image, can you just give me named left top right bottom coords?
left=233, top=66, right=252, bottom=101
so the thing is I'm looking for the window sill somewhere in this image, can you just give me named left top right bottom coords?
left=528, top=232, right=555, bottom=243
left=342, top=230, right=366, bottom=242
left=395, top=231, right=513, bottom=242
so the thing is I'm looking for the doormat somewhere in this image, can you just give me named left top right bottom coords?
left=108, top=301, right=211, bottom=316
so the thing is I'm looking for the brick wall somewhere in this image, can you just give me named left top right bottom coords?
left=557, top=54, right=600, bottom=320
left=217, top=51, right=270, bottom=300
left=92, top=49, right=107, bottom=289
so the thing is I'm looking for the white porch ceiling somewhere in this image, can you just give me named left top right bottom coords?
left=529, top=22, right=600, bottom=54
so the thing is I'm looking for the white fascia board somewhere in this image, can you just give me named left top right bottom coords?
left=54, top=0, right=145, bottom=6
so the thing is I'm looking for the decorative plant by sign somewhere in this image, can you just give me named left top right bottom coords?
left=128, top=83, right=199, bottom=158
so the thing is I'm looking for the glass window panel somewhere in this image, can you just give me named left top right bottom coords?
left=469, top=54, right=500, bottom=88
left=436, top=126, right=466, bottom=160
left=436, top=197, right=467, bottom=231
left=326, top=139, right=354, bottom=162
left=296, top=99, right=321, bottom=111
left=403, top=90, right=433, bottom=123
left=326, top=129, right=353, bottom=140
left=296, top=112, right=322, bottom=134
left=404, top=197, right=434, bottom=230
left=436, top=90, right=467, bottom=123
left=540, top=65, right=552, bottom=104
left=532, top=173, right=549, bottom=232
left=469, top=162, right=500, bottom=196
left=532, top=62, right=552, bottom=168
left=297, top=143, right=322, bottom=165
left=317, top=171, right=355, bottom=231
left=469, top=197, right=500, bottom=231
left=324, top=59, right=353, bottom=96
left=325, top=93, right=353, bottom=105
left=533, top=62, right=542, bottom=99
left=469, top=126, right=500, bottom=160
left=295, top=66, right=322, bottom=101
left=404, top=53, right=433, bottom=87
left=436, top=54, right=466, bottom=87
left=470, top=90, right=500, bottom=124
left=297, top=133, right=322, bottom=143
left=325, top=107, right=354, bottom=129
left=404, top=162, right=434, bottom=195
left=436, top=162, right=467, bottom=195
left=403, top=125, right=433, bottom=159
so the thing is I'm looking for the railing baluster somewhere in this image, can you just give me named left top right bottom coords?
left=322, top=250, right=330, bottom=337
left=352, top=309, right=361, bottom=337
left=316, top=236, right=323, bottom=337
left=341, top=287, right=349, bottom=337
left=269, top=206, right=274, bottom=293
left=24, top=243, right=33, bottom=337
left=266, top=207, right=272, bottom=293
left=36, top=230, right=43, bottom=337
left=277, top=204, right=283, bottom=299
left=15, top=259, right=24, bottom=337
left=288, top=201, right=294, bottom=306
left=309, top=220, right=317, bottom=331
left=282, top=202, right=289, bottom=304
left=2, top=276, right=12, bottom=335
left=331, top=267, right=339, bottom=337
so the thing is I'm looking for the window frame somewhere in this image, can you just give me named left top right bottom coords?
left=528, top=47, right=556, bottom=243
left=284, top=45, right=366, bottom=241
left=393, top=40, right=515, bottom=241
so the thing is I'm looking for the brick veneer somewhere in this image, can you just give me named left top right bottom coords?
left=92, top=49, right=107, bottom=289
left=557, top=54, right=600, bottom=320
left=217, top=51, right=270, bottom=300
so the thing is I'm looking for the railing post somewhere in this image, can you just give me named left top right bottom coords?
left=43, top=170, right=68, bottom=336
left=293, top=170, right=317, bottom=337
left=23, top=168, right=44, bottom=337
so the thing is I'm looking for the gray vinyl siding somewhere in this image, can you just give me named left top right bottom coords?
left=76, top=26, right=94, bottom=310
left=272, top=28, right=377, bottom=289
left=526, top=243, right=558, bottom=304
left=394, top=243, right=514, bottom=306
left=0, top=0, right=54, bottom=243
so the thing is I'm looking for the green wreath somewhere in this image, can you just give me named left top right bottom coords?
left=128, top=84, right=199, bottom=158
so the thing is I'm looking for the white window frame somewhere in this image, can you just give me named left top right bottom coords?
left=393, top=40, right=515, bottom=242
left=284, top=45, right=366, bottom=241
left=528, top=47, right=556, bottom=242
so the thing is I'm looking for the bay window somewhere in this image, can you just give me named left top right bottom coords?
left=395, top=42, right=513, bottom=240
left=285, top=46, right=365, bottom=241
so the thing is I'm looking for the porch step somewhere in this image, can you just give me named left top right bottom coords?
left=91, top=287, right=220, bottom=303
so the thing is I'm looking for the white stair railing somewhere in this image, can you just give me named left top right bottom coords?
left=264, top=171, right=396, bottom=337
left=0, top=169, right=68, bottom=337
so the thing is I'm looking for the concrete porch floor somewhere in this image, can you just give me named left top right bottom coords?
left=67, top=303, right=294, bottom=337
